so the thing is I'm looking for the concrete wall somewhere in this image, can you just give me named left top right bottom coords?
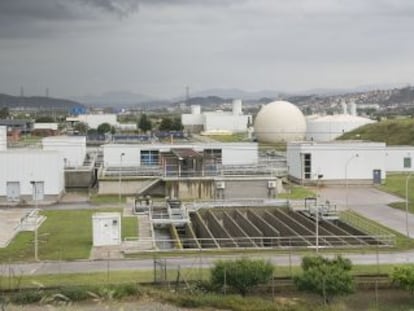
left=168, top=179, right=214, bottom=200
left=385, top=146, right=414, bottom=172
left=203, top=114, right=250, bottom=133
left=0, top=126, right=7, bottom=151
left=219, top=179, right=271, bottom=199
left=0, top=150, right=64, bottom=199
left=98, top=178, right=152, bottom=195
left=287, top=141, right=386, bottom=183
left=65, top=169, right=95, bottom=188
left=42, top=136, right=86, bottom=167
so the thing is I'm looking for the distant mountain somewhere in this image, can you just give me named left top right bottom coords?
left=191, top=88, right=279, bottom=100
left=0, top=93, right=85, bottom=110
left=70, top=91, right=158, bottom=107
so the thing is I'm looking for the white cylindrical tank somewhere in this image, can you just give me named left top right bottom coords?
left=341, top=100, right=348, bottom=115
left=306, top=114, right=375, bottom=141
left=191, top=105, right=201, bottom=115
left=350, top=102, right=357, bottom=116
left=232, top=99, right=242, bottom=115
left=0, top=126, right=6, bottom=151
left=254, top=100, right=307, bottom=143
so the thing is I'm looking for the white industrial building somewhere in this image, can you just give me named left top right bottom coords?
left=385, top=146, right=414, bottom=172
left=305, top=101, right=376, bottom=142
left=287, top=141, right=414, bottom=185
left=0, top=126, right=66, bottom=203
left=287, top=141, right=386, bottom=184
left=42, top=136, right=87, bottom=167
left=33, top=123, right=59, bottom=131
left=67, top=113, right=118, bottom=129
left=102, top=142, right=258, bottom=168
left=254, top=100, right=307, bottom=143
left=181, top=99, right=252, bottom=134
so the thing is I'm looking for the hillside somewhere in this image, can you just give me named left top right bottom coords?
left=337, top=118, right=414, bottom=145
left=0, top=94, right=85, bottom=110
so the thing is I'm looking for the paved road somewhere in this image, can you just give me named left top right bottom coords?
left=2, top=250, right=414, bottom=276
left=319, top=185, right=414, bottom=238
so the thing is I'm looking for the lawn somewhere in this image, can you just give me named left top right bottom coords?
left=378, top=173, right=414, bottom=213
left=206, top=133, right=249, bottom=142
left=90, top=194, right=127, bottom=204
left=278, top=185, right=316, bottom=200
left=0, top=209, right=138, bottom=262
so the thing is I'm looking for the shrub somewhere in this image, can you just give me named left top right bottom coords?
left=10, top=291, right=43, bottom=305
left=210, top=258, right=274, bottom=297
left=392, top=265, right=414, bottom=294
left=294, top=255, right=354, bottom=304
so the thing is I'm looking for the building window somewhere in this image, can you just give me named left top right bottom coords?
left=303, top=153, right=311, bottom=179
left=140, top=150, right=159, bottom=166
left=404, top=157, right=411, bottom=169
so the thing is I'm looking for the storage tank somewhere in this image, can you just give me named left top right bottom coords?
left=191, top=105, right=201, bottom=115
left=232, top=99, right=242, bottom=115
left=254, top=100, right=307, bottom=143
left=0, top=126, right=6, bottom=151
left=306, top=114, right=375, bottom=141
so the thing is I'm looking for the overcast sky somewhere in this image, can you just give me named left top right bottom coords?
left=1, top=0, right=414, bottom=99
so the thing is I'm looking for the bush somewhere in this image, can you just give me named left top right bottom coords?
left=10, top=291, right=43, bottom=305
left=59, top=286, right=91, bottom=301
left=392, top=265, right=414, bottom=294
left=294, top=255, right=354, bottom=304
left=210, top=258, right=274, bottom=297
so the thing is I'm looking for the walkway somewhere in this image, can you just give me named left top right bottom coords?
left=319, top=186, right=414, bottom=238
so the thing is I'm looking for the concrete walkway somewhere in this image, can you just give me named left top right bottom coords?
left=319, top=186, right=414, bottom=238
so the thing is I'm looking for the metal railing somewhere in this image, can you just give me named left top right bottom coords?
left=122, top=234, right=396, bottom=252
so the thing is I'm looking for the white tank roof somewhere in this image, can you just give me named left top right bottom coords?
left=254, top=100, right=307, bottom=143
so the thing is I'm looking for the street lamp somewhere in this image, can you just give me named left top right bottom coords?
left=315, top=174, right=323, bottom=253
left=405, top=173, right=412, bottom=237
left=119, top=153, right=125, bottom=205
left=30, top=181, right=39, bottom=261
left=345, top=153, right=359, bottom=210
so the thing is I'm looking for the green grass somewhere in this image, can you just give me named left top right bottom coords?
left=338, top=118, right=414, bottom=145
left=378, top=173, right=414, bottom=213
left=278, top=185, right=316, bottom=200
left=0, top=209, right=136, bottom=262
left=206, top=133, right=249, bottom=142
left=340, top=210, right=414, bottom=250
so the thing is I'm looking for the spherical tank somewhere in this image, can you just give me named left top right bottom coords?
left=254, top=100, right=307, bottom=143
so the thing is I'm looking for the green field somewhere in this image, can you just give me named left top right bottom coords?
left=278, top=185, right=316, bottom=200
left=0, top=209, right=138, bottom=262
left=338, top=118, right=414, bottom=145
left=378, top=173, right=414, bottom=213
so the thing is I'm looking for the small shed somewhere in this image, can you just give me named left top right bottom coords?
left=92, top=212, right=121, bottom=246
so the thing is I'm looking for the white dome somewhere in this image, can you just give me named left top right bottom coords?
left=306, top=114, right=376, bottom=142
left=254, top=100, right=307, bottom=143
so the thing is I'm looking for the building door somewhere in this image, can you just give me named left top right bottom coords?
left=32, top=182, right=45, bottom=201
left=373, top=169, right=382, bottom=184
left=6, top=182, right=20, bottom=202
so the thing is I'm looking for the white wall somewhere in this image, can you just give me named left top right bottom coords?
left=0, top=126, right=6, bottom=151
left=103, top=142, right=258, bottom=167
left=92, top=213, right=121, bottom=246
left=287, top=142, right=386, bottom=182
left=182, top=113, right=204, bottom=126
left=42, top=136, right=86, bottom=167
left=203, top=114, right=250, bottom=133
left=385, top=147, right=414, bottom=172
left=0, top=150, right=64, bottom=197
left=33, top=123, right=58, bottom=130
left=68, top=114, right=118, bottom=129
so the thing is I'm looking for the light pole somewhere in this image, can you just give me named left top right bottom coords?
left=315, top=174, right=323, bottom=253
left=345, top=153, right=359, bottom=210
left=119, top=152, right=125, bottom=205
left=405, top=173, right=412, bottom=237
left=30, top=181, right=39, bottom=261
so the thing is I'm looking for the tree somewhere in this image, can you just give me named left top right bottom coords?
left=0, top=107, right=9, bottom=119
left=35, top=116, right=55, bottom=123
left=172, top=117, right=183, bottom=131
left=159, top=117, right=173, bottom=131
left=138, top=113, right=152, bottom=132
left=210, top=258, right=273, bottom=297
left=97, top=122, right=112, bottom=134
left=294, top=255, right=354, bottom=304
left=73, top=122, right=88, bottom=135
left=392, top=265, right=414, bottom=294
